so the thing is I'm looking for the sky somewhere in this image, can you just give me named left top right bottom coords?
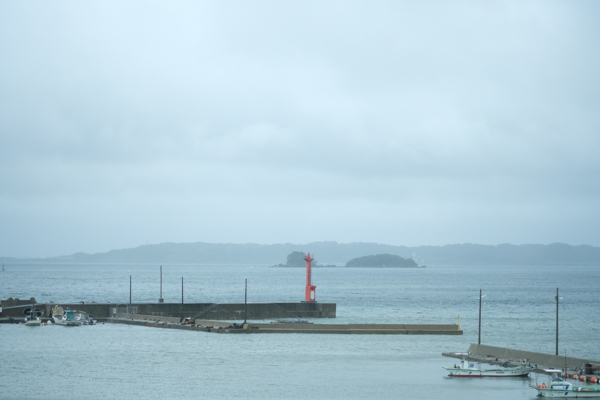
left=1, top=1, right=599, bottom=258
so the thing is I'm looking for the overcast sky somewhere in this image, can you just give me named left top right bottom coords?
left=1, top=1, right=599, bottom=258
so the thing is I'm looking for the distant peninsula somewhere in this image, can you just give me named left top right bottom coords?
left=345, top=254, right=423, bottom=268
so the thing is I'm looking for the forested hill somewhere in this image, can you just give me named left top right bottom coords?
left=13, top=242, right=600, bottom=266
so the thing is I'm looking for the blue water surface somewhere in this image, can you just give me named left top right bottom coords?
left=0, top=263, right=598, bottom=399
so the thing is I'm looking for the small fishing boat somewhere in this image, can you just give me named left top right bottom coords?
left=52, top=310, right=82, bottom=326
left=75, top=311, right=95, bottom=325
left=24, top=312, right=41, bottom=326
left=532, top=370, right=600, bottom=398
left=444, top=359, right=534, bottom=377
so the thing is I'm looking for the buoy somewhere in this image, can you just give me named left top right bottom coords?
left=581, top=376, right=587, bottom=382
left=573, top=375, right=579, bottom=380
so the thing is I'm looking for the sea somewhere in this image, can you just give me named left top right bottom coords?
left=0, top=263, right=598, bottom=400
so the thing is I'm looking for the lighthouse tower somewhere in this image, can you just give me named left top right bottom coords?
left=304, top=253, right=317, bottom=302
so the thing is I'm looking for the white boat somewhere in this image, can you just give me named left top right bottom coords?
left=532, top=370, right=600, bottom=398
left=52, top=310, right=82, bottom=326
left=444, top=359, right=534, bottom=377
left=24, top=313, right=41, bottom=326
left=74, top=311, right=95, bottom=325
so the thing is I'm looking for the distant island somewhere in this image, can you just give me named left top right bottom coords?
left=271, top=251, right=339, bottom=268
left=2, top=241, right=600, bottom=266
left=345, top=254, right=423, bottom=268
left=272, top=252, right=423, bottom=268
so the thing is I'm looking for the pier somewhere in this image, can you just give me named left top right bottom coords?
left=107, top=314, right=463, bottom=335
left=0, top=301, right=336, bottom=321
left=443, top=344, right=600, bottom=376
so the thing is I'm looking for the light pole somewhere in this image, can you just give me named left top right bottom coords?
left=181, top=277, right=184, bottom=321
left=244, top=279, right=248, bottom=324
left=477, top=289, right=486, bottom=345
left=552, top=288, right=562, bottom=355
left=479, top=289, right=482, bottom=345
left=159, top=265, right=163, bottom=303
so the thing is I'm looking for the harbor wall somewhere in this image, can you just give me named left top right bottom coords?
left=109, top=315, right=463, bottom=335
left=1, top=302, right=336, bottom=320
left=467, top=344, right=599, bottom=369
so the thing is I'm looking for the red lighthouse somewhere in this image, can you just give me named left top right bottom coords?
left=304, top=252, right=317, bottom=302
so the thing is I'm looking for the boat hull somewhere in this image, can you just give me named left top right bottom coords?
left=536, top=388, right=600, bottom=398
left=445, top=359, right=533, bottom=377
left=447, top=369, right=532, bottom=377
left=444, top=365, right=533, bottom=377
left=54, top=320, right=82, bottom=326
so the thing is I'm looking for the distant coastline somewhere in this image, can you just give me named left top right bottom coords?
left=2, top=242, right=599, bottom=266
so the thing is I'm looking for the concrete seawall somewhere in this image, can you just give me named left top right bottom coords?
left=467, top=344, right=598, bottom=369
left=1, top=301, right=336, bottom=320
left=443, top=344, right=599, bottom=371
left=107, top=315, right=463, bottom=335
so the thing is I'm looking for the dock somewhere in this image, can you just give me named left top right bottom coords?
left=107, top=314, right=463, bottom=335
left=0, top=301, right=336, bottom=321
left=443, top=344, right=600, bottom=377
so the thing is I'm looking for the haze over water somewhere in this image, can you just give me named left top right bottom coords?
left=1, top=263, right=598, bottom=399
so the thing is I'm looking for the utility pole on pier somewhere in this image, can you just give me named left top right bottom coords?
left=244, top=279, right=248, bottom=324
left=159, top=266, right=163, bottom=303
left=181, top=277, right=184, bottom=321
left=478, top=289, right=482, bottom=345
left=555, top=288, right=559, bottom=356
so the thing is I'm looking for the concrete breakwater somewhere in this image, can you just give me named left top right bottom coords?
left=1, top=301, right=336, bottom=321
left=443, top=344, right=600, bottom=373
left=108, top=314, right=463, bottom=335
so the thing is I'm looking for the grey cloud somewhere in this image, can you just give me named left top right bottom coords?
left=1, top=1, right=599, bottom=257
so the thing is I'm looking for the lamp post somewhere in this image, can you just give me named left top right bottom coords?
left=554, top=288, right=560, bottom=355
left=551, top=288, right=563, bottom=355
left=479, top=289, right=482, bottom=345
left=181, top=277, right=184, bottom=321
left=477, top=289, right=486, bottom=345
left=244, top=279, right=248, bottom=324
left=159, top=265, right=163, bottom=303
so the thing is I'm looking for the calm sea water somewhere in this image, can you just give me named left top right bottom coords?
left=1, top=264, right=598, bottom=399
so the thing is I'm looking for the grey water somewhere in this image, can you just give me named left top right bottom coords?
left=1, top=264, right=598, bottom=399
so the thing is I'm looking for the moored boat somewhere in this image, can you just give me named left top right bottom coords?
left=532, top=370, right=600, bottom=398
left=24, top=314, right=41, bottom=326
left=444, top=359, right=534, bottom=377
left=24, top=307, right=42, bottom=326
left=52, top=310, right=82, bottom=326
